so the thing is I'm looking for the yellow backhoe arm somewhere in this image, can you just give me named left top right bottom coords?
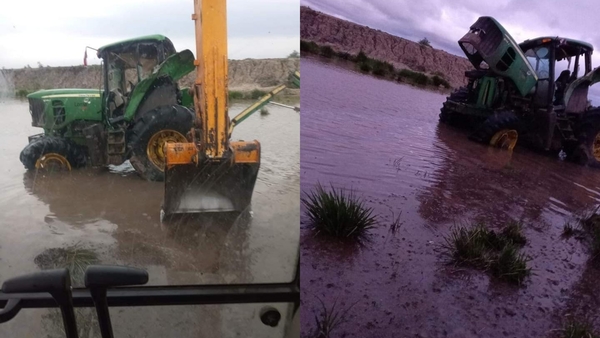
left=192, top=0, right=229, bottom=158
left=162, top=0, right=261, bottom=215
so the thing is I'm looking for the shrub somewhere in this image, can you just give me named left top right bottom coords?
left=418, top=38, right=431, bottom=47
left=300, top=40, right=320, bottom=54
left=432, top=75, right=451, bottom=88
left=250, top=89, right=267, bottom=100
left=356, top=51, right=368, bottom=63
left=229, top=91, right=244, bottom=100
left=320, top=45, right=335, bottom=58
left=359, top=62, right=372, bottom=73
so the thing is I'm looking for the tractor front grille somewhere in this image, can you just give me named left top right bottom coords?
left=28, top=98, right=45, bottom=127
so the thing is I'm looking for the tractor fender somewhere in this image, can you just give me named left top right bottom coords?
left=564, top=66, right=600, bottom=113
left=123, top=49, right=195, bottom=122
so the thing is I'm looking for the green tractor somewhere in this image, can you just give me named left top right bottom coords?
left=20, top=35, right=197, bottom=181
left=440, top=17, right=600, bottom=167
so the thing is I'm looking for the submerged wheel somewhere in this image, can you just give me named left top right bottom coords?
left=128, top=105, right=194, bottom=181
left=19, top=136, right=86, bottom=172
left=439, top=86, right=469, bottom=126
left=570, top=112, right=600, bottom=167
left=489, top=129, right=518, bottom=150
left=469, top=111, right=520, bottom=150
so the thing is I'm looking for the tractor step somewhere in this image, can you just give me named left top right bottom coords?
left=556, top=114, right=577, bottom=141
left=107, top=129, right=126, bottom=165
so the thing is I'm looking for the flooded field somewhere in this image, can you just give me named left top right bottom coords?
left=300, top=58, right=600, bottom=337
left=0, top=99, right=299, bottom=337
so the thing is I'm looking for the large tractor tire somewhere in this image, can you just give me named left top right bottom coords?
left=469, top=111, right=520, bottom=150
left=569, top=112, right=600, bottom=168
left=439, top=86, right=468, bottom=125
left=128, top=105, right=194, bottom=181
left=19, top=136, right=87, bottom=171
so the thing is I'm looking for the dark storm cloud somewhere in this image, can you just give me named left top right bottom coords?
left=301, top=0, right=600, bottom=60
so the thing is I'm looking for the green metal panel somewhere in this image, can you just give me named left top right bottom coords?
left=476, top=77, right=496, bottom=108
left=27, top=89, right=103, bottom=131
left=180, top=87, right=194, bottom=108
left=42, top=95, right=102, bottom=131
left=123, top=49, right=195, bottom=121
left=459, top=17, right=538, bottom=97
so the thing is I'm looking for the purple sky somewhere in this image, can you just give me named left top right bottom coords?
left=301, top=0, right=600, bottom=61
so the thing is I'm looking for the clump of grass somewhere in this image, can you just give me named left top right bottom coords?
left=563, top=222, right=576, bottom=237
left=307, top=298, right=356, bottom=338
left=441, top=222, right=530, bottom=284
left=489, top=244, right=531, bottom=284
left=34, top=244, right=99, bottom=286
left=442, top=223, right=491, bottom=268
left=573, top=206, right=600, bottom=259
left=499, top=221, right=527, bottom=246
left=561, top=319, right=599, bottom=338
left=260, top=107, right=269, bottom=115
left=302, top=183, right=377, bottom=241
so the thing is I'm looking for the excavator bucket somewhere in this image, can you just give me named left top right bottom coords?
left=163, top=142, right=260, bottom=215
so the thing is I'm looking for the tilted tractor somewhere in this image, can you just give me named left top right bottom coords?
left=20, top=34, right=298, bottom=182
left=440, top=16, right=600, bottom=167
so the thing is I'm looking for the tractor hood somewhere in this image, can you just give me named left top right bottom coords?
left=25, top=88, right=104, bottom=130
left=458, top=16, right=538, bottom=97
left=27, top=88, right=102, bottom=100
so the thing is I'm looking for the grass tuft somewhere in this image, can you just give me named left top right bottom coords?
left=389, top=210, right=403, bottom=235
left=563, top=222, right=576, bottom=237
left=441, top=222, right=530, bottom=284
left=442, top=223, right=490, bottom=268
left=576, top=206, right=600, bottom=259
left=489, top=244, right=531, bottom=285
left=302, top=183, right=377, bottom=241
left=34, top=244, right=99, bottom=286
left=561, top=319, right=599, bottom=338
left=308, top=298, right=357, bottom=338
left=499, top=221, right=527, bottom=246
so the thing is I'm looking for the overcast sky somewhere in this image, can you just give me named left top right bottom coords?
left=301, top=0, right=600, bottom=65
left=0, top=0, right=299, bottom=68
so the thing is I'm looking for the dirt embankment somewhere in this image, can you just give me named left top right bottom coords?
left=3, top=58, right=300, bottom=95
left=300, top=6, right=473, bottom=88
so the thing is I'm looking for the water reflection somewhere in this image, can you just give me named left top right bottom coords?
left=22, top=170, right=251, bottom=286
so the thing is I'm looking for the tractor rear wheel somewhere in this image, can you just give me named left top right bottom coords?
left=570, top=113, right=600, bottom=168
left=128, top=105, right=194, bottom=181
left=469, top=111, right=520, bottom=150
left=19, top=136, right=87, bottom=172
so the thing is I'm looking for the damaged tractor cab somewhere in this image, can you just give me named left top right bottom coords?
left=20, top=35, right=196, bottom=181
left=440, top=16, right=600, bottom=166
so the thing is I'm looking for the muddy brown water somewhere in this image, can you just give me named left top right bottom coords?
left=0, top=99, right=299, bottom=337
left=300, top=58, right=600, bottom=338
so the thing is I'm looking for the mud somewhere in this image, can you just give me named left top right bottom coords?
left=300, top=58, right=600, bottom=337
left=0, top=99, right=299, bottom=337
